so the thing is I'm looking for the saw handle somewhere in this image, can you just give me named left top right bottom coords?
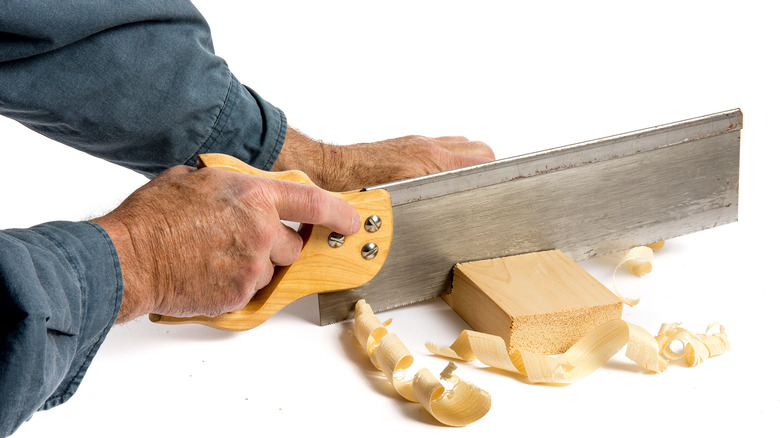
left=148, top=153, right=393, bottom=331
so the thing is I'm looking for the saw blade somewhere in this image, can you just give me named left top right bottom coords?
left=317, top=109, right=742, bottom=325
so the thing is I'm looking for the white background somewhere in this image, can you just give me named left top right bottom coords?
left=4, top=0, right=778, bottom=436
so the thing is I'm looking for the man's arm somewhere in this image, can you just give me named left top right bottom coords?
left=0, top=222, right=122, bottom=436
left=1, top=2, right=493, bottom=185
left=0, top=1, right=286, bottom=178
left=0, top=165, right=360, bottom=435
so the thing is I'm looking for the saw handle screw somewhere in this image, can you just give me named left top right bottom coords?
left=328, top=233, right=345, bottom=248
left=364, top=215, right=382, bottom=233
left=361, top=242, right=379, bottom=260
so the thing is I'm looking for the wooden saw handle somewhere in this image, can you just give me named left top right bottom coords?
left=148, top=153, right=393, bottom=331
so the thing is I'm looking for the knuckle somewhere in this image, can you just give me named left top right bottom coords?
left=302, top=190, right=329, bottom=221
left=194, top=166, right=221, bottom=178
left=222, top=293, right=250, bottom=314
left=255, top=264, right=275, bottom=289
left=289, top=229, right=304, bottom=254
left=220, top=279, right=264, bottom=315
left=286, top=183, right=329, bottom=222
left=245, top=178, right=279, bottom=211
left=162, top=165, right=196, bottom=180
left=150, top=165, right=193, bottom=185
left=168, top=164, right=194, bottom=175
left=244, top=255, right=275, bottom=288
left=276, top=225, right=303, bottom=259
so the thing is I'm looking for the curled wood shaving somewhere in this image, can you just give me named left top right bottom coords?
left=427, top=320, right=729, bottom=384
left=354, top=299, right=491, bottom=426
left=644, top=240, right=666, bottom=252
left=612, top=245, right=654, bottom=306
left=427, top=319, right=668, bottom=384
left=656, top=321, right=730, bottom=366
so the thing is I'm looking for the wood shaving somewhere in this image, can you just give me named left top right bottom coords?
left=612, top=245, right=654, bottom=306
left=656, top=321, right=730, bottom=366
left=427, top=319, right=666, bottom=384
left=427, top=320, right=729, bottom=384
left=354, top=299, right=491, bottom=426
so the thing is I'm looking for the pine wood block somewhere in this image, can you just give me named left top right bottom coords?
left=443, top=250, right=623, bottom=355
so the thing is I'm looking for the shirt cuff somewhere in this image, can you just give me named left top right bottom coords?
left=0, top=221, right=122, bottom=435
left=31, top=221, right=123, bottom=410
left=183, top=73, right=287, bottom=172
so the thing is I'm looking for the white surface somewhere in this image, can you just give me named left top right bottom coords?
left=4, top=1, right=778, bottom=436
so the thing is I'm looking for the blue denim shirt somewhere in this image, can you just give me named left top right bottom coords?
left=0, top=2, right=286, bottom=435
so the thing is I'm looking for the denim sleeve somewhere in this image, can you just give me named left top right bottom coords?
left=0, top=1, right=286, bottom=177
left=0, top=222, right=123, bottom=437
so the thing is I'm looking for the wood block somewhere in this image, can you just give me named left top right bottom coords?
left=443, top=250, right=623, bottom=355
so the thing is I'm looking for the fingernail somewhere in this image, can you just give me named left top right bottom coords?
left=352, top=214, right=361, bottom=234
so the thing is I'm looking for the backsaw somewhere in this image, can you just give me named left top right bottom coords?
left=151, top=109, right=741, bottom=330
left=317, top=108, right=741, bottom=324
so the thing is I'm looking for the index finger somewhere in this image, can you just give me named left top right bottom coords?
left=268, top=179, right=360, bottom=236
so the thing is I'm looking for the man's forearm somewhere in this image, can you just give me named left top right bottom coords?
left=0, top=0, right=286, bottom=178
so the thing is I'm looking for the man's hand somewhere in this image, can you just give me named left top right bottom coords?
left=272, top=127, right=495, bottom=192
left=93, top=165, right=360, bottom=324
